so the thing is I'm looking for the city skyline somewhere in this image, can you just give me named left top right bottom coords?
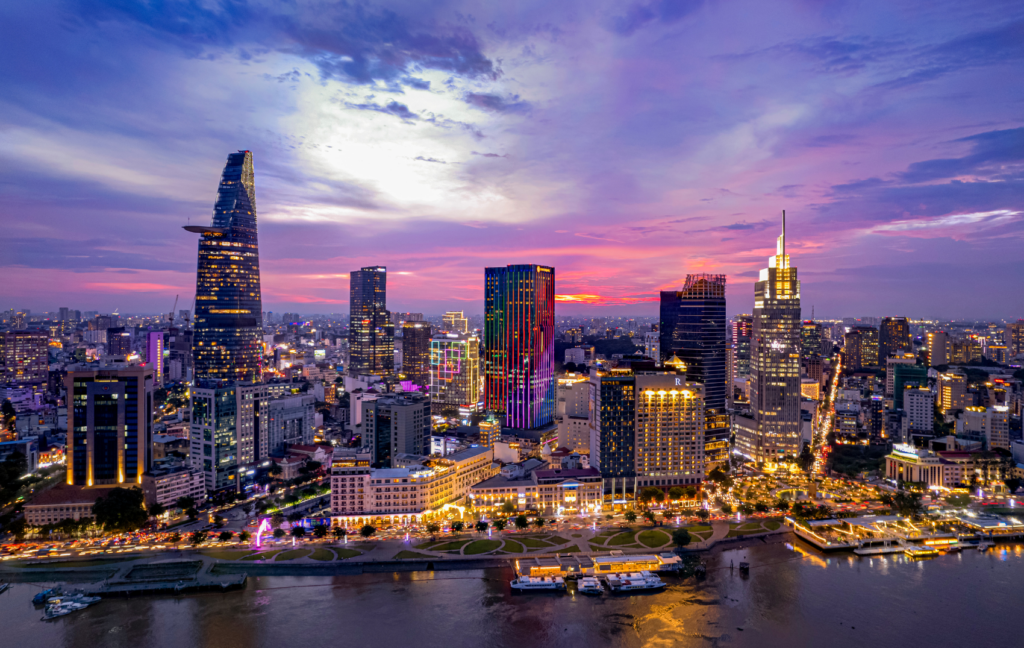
left=1, top=1, right=1022, bottom=318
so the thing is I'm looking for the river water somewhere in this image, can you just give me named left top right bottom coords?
left=3, top=538, right=1021, bottom=648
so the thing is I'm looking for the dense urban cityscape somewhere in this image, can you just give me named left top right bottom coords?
left=2, top=0, right=1023, bottom=645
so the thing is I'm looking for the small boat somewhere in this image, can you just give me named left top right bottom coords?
left=0, top=583, right=9, bottom=594
left=42, top=601, right=89, bottom=620
left=33, top=588, right=59, bottom=605
left=904, top=547, right=939, bottom=559
left=606, top=571, right=666, bottom=593
left=577, top=577, right=603, bottom=595
left=510, top=576, right=566, bottom=592
left=48, top=593, right=101, bottom=605
left=975, top=541, right=994, bottom=551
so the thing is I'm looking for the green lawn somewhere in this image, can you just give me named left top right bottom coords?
left=686, top=525, right=712, bottom=533
left=394, top=551, right=436, bottom=560
left=518, top=537, right=554, bottom=548
left=431, top=540, right=471, bottom=551
left=545, top=535, right=570, bottom=544
left=589, top=543, right=607, bottom=551
left=502, top=540, right=525, bottom=553
left=333, top=548, right=362, bottom=559
left=200, top=550, right=254, bottom=561
left=637, top=530, right=671, bottom=548
left=464, top=540, right=502, bottom=555
left=608, top=532, right=638, bottom=546
left=413, top=541, right=440, bottom=550
left=309, top=548, right=335, bottom=561
left=571, top=533, right=583, bottom=538
left=589, top=536, right=608, bottom=546
left=765, top=520, right=782, bottom=531
left=275, top=549, right=311, bottom=561
left=241, top=550, right=282, bottom=561
left=737, top=523, right=764, bottom=531
left=726, top=529, right=761, bottom=538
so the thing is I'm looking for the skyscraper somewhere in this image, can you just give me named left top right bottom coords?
left=730, top=314, right=752, bottom=384
left=844, top=330, right=863, bottom=370
left=484, top=264, right=555, bottom=429
left=107, top=327, right=132, bottom=356
left=0, top=329, right=49, bottom=386
left=634, top=374, right=706, bottom=488
left=442, top=311, right=469, bottom=334
left=66, top=364, right=154, bottom=487
left=926, top=331, right=948, bottom=367
left=879, top=317, right=911, bottom=361
left=852, top=325, right=879, bottom=366
left=589, top=369, right=636, bottom=496
left=348, top=266, right=394, bottom=377
left=659, top=274, right=728, bottom=467
left=800, top=321, right=822, bottom=361
left=430, top=332, right=481, bottom=418
left=185, top=151, right=264, bottom=383
left=401, top=321, right=432, bottom=388
left=749, top=213, right=802, bottom=463
left=147, top=331, right=165, bottom=385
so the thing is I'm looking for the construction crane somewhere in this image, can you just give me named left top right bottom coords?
left=184, top=294, right=196, bottom=328
left=168, top=294, right=179, bottom=324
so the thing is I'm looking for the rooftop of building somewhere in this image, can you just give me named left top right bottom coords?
left=24, top=485, right=108, bottom=507
left=446, top=446, right=491, bottom=462
left=534, top=467, right=601, bottom=480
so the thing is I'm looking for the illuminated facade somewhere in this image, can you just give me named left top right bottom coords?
left=147, top=331, right=164, bottom=385
left=750, top=213, right=802, bottom=462
left=634, top=374, right=705, bottom=487
left=590, top=370, right=636, bottom=495
left=186, top=151, right=264, bottom=383
left=926, top=331, right=948, bottom=367
left=429, top=332, right=481, bottom=418
left=852, top=325, right=879, bottom=366
left=401, top=321, right=432, bottom=388
left=659, top=274, right=728, bottom=467
left=66, top=365, right=154, bottom=487
left=442, top=310, right=469, bottom=334
left=879, top=317, right=911, bottom=361
left=190, top=381, right=267, bottom=494
left=0, top=329, right=49, bottom=386
left=800, top=320, right=822, bottom=361
left=349, top=266, right=394, bottom=377
left=1007, top=320, right=1024, bottom=357
left=730, top=314, right=752, bottom=386
left=938, top=370, right=968, bottom=413
left=483, top=264, right=555, bottom=429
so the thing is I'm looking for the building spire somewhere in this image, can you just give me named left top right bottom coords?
left=781, top=209, right=786, bottom=257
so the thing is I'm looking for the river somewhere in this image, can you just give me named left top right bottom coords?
left=3, top=538, right=1021, bottom=647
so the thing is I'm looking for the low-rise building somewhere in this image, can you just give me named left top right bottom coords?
left=468, top=456, right=602, bottom=516
left=24, top=485, right=105, bottom=527
left=330, top=446, right=495, bottom=526
left=141, top=460, right=207, bottom=508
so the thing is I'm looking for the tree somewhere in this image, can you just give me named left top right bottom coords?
left=638, top=487, right=662, bottom=506
left=359, top=525, right=376, bottom=538
left=475, top=520, right=489, bottom=533
left=239, top=531, right=251, bottom=542
left=624, top=510, right=638, bottom=524
left=269, top=463, right=283, bottom=477
left=291, top=526, right=306, bottom=538
left=273, top=529, right=286, bottom=539
left=500, top=500, right=517, bottom=515
left=425, top=521, right=441, bottom=536
left=642, top=510, right=656, bottom=526
left=218, top=531, right=233, bottom=542
left=1005, top=477, right=1021, bottom=494
left=684, top=486, right=698, bottom=499
left=312, top=524, right=329, bottom=539
left=168, top=532, right=182, bottom=544
left=148, top=502, right=166, bottom=518
left=190, top=530, right=208, bottom=546
left=175, top=496, right=196, bottom=511
left=668, top=486, right=686, bottom=501
left=738, top=503, right=754, bottom=516
left=662, top=511, right=675, bottom=523
left=272, top=513, right=285, bottom=528
left=332, top=527, right=348, bottom=540
left=493, top=519, right=507, bottom=532
left=514, top=515, right=529, bottom=530
left=695, top=508, right=711, bottom=522
left=92, top=487, right=149, bottom=533
left=720, top=503, right=733, bottom=515
left=185, top=507, right=199, bottom=521
left=287, top=511, right=303, bottom=522
left=534, top=517, right=545, bottom=529
left=451, top=520, right=465, bottom=534
left=754, top=502, right=769, bottom=513
left=775, top=499, right=791, bottom=512
left=672, top=528, right=691, bottom=547
left=213, top=515, right=226, bottom=528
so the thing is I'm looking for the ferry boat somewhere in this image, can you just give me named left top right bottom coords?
left=510, top=576, right=566, bottom=592
left=577, top=577, right=603, bottom=595
left=605, top=571, right=666, bottom=593
left=904, top=547, right=939, bottom=559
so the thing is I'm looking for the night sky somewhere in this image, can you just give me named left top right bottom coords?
left=1, top=1, right=1022, bottom=319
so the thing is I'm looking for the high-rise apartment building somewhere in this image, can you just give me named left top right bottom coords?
left=0, top=329, right=49, bottom=386
left=66, top=364, right=155, bottom=487
left=429, top=332, right=481, bottom=418
left=659, top=274, right=728, bottom=466
left=853, top=326, right=879, bottom=366
left=589, top=369, right=636, bottom=496
left=349, top=266, right=394, bottom=377
left=186, top=151, right=264, bottom=383
left=442, top=311, right=469, bottom=334
left=926, top=331, right=948, bottom=367
left=401, top=321, right=432, bottom=388
left=844, top=330, right=863, bottom=371
left=730, top=314, right=752, bottom=386
left=1006, top=320, right=1024, bottom=357
left=266, top=394, right=315, bottom=456
left=957, top=405, right=1010, bottom=451
left=749, top=214, right=802, bottom=462
left=800, top=321, right=822, bottom=361
left=478, top=413, right=500, bottom=449
left=938, top=370, right=968, bottom=413
left=885, top=353, right=917, bottom=397
left=107, top=327, right=132, bottom=356
left=362, top=395, right=430, bottom=467
left=634, top=374, right=705, bottom=488
left=879, top=317, right=911, bottom=361
left=484, top=264, right=555, bottom=429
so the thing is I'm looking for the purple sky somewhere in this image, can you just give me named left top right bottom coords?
left=1, top=0, right=1023, bottom=319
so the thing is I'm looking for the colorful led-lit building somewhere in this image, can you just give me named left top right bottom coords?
left=429, top=332, right=481, bottom=418
left=349, top=266, right=394, bottom=377
left=483, top=264, right=555, bottom=429
left=185, top=151, right=264, bottom=383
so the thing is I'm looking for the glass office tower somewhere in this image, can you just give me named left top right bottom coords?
left=348, top=266, right=394, bottom=377
left=484, top=264, right=555, bottom=429
left=185, top=151, right=264, bottom=383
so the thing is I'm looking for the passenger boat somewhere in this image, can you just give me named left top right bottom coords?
left=42, top=601, right=89, bottom=620
left=577, top=577, right=603, bottom=595
left=510, top=576, right=566, bottom=592
left=904, top=547, right=939, bottom=559
left=33, top=588, right=59, bottom=605
left=606, top=571, right=666, bottom=593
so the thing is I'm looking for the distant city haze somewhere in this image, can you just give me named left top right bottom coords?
left=1, top=1, right=1021, bottom=319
